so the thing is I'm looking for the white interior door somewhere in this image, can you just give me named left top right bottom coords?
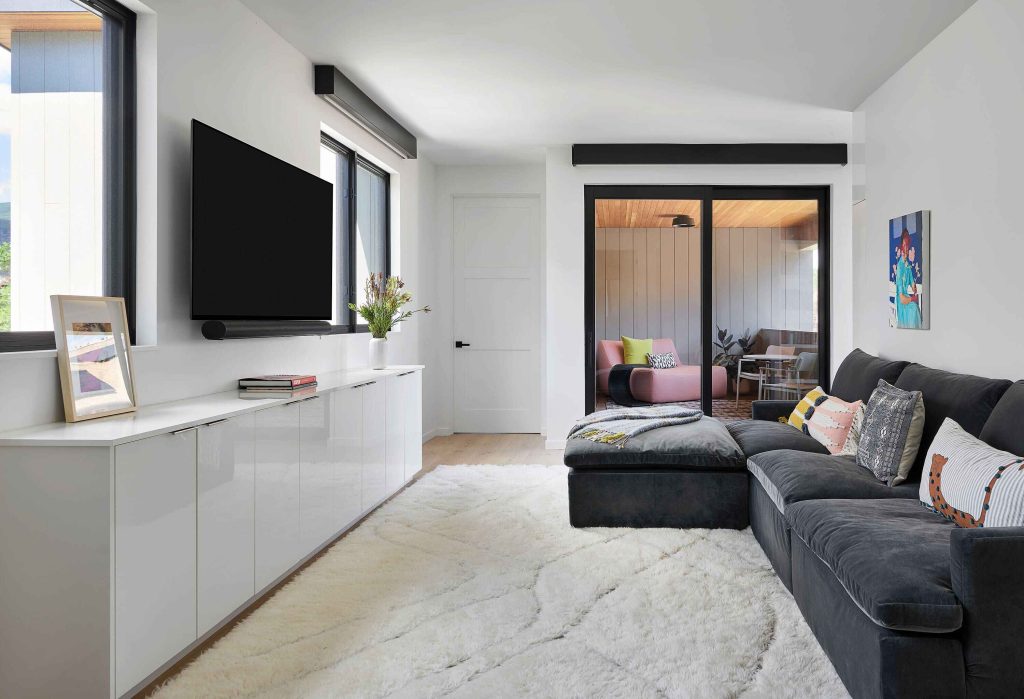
left=454, top=196, right=541, bottom=433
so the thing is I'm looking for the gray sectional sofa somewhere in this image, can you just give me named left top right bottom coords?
left=566, top=349, right=1024, bottom=698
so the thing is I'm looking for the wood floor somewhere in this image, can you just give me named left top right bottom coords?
left=423, top=433, right=565, bottom=471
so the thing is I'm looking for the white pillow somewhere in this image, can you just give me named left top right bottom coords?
left=919, top=418, right=1024, bottom=528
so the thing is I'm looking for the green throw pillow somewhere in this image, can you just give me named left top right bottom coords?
left=621, top=336, right=653, bottom=365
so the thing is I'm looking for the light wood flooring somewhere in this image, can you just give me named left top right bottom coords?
left=422, top=433, right=565, bottom=472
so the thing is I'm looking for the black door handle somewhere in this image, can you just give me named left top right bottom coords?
left=455, top=340, right=471, bottom=348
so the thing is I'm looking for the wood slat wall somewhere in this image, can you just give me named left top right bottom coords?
left=595, top=226, right=817, bottom=365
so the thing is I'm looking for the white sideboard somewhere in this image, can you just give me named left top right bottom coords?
left=0, top=366, right=424, bottom=698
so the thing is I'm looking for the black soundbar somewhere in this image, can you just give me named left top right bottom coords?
left=201, top=320, right=334, bottom=340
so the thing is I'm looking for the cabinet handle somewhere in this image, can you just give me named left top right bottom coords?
left=170, top=425, right=199, bottom=436
left=301, top=395, right=321, bottom=402
left=397, top=371, right=415, bottom=377
left=204, top=418, right=229, bottom=427
left=352, top=381, right=377, bottom=389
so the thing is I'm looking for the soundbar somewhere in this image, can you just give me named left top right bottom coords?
left=201, top=320, right=334, bottom=340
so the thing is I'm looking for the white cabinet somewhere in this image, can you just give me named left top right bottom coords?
left=403, top=371, right=423, bottom=480
left=300, top=395, right=335, bottom=551
left=254, top=401, right=302, bottom=590
left=197, top=413, right=256, bottom=636
left=332, top=385, right=363, bottom=531
left=362, top=380, right=387, bottom=509
left=385, top=375, right=406, bottom=491
left=114, top=431, right=198, bottom=697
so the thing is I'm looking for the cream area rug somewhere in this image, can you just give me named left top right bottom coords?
left=156, top=465, right=848, bottom=698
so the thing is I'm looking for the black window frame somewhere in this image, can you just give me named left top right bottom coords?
left=320, top=133, right=392, bottom=333
left=0, top=0, right=136, bottom=353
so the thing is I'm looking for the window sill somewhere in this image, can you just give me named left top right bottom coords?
left=0, top=343, right=157, bottom=361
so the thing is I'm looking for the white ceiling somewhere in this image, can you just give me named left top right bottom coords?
left=241, top=0, right=975, bottom=164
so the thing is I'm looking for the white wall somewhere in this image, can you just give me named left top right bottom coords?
left=545, top=147, right=853, bottom=448
left=427, top=164, right=545, bottom=438
left=0, top=0, right=436, bottom=432
left=852, top=0, right=1022, bottom=380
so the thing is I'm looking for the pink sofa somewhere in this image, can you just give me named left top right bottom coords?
left=596, top=338, right=727, bottom=403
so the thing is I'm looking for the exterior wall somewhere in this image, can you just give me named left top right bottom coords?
left=10, top=30, right=103, bottom=330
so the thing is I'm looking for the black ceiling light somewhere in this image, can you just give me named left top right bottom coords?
left=664, top=214, right=695, bottom=228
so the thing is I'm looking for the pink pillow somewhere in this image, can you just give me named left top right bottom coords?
left=802, top=394, right=863, bottom=455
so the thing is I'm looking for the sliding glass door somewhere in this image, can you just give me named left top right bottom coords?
left=585, top=186, right=829, bottom=420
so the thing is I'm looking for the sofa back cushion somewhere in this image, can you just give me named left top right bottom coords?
left=980, top=381, right=1024, bottom=455
left=831, top=349, right=909, bottom=404
left=894, top=364, right=1012, bottom=475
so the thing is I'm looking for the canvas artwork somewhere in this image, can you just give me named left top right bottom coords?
left=889, top=210, right=930, bottom=330
left=50, top=295, right=137, bottom=422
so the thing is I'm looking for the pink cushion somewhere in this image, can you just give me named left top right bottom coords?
left=801, top=394, right=863, bottom=454
left=597, top=338, right=683, bottom=393
left=629, top=365, right=728, bottom=403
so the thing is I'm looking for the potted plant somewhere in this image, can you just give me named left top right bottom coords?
left=350, top=273, right=430, bottom=369
left=712, top=325, right=755, bottom=381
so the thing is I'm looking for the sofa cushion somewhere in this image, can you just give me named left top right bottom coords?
left=788, top=499, right=960, bottom=633
left=980, top=381, right=1024, bottom=456
left=856, top=380, right=925, bottom=485
left=727, top=419, right=828, bottom=458
left=745, top=449, right=918, bottom=514
left=895, top=364, right=1012, bottom=475
left=830, top=348, right=910, bottom=404
left=564, top=417, right=744, bottom=470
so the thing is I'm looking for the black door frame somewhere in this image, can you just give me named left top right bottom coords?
left=584, top=184, right=831, bottom=416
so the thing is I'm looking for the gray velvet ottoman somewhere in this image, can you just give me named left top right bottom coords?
left=563, top=418, right=748, bottom=529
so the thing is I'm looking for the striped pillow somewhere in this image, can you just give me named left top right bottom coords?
left=919, top=418, right=1024, bottom=528
left=787, top=387, right=828, bottom=432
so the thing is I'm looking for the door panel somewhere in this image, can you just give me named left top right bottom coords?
left=403, top=371, right=423, bottom=480
left=385, top=375, right=406, bottom=491
left=361, top=381, right=387, bottom=509
left=254, top=402, right=302, bottom=590
left=332, top=385, right=363, bottom=530
left=454, top=196, right=540, bottom=433
left=300, top=395, right=335, bottom=551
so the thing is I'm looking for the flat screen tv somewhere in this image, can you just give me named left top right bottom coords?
left=191, top=119, right=333, bottom=320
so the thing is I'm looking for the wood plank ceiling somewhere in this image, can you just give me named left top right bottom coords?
left=595, top=199, right=817, bottom=228
left=0, top=12, right=102, bottom=50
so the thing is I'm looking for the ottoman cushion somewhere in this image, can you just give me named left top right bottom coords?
left=564, top=417, right=744, bottom=470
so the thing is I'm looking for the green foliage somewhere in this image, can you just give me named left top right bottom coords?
left=349, top=273, right=430, bottom=339
left=0, top=242, right=9, bottom=331
left=0, top=242, right=9, bottom=272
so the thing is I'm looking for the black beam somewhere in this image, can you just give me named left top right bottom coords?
left=572, top=143, right=847, bottom=166
left=314, top=65, right=417, bottom=159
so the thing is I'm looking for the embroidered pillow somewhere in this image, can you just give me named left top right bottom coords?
left=838, top=404, right=866, bottom=457
left=787, top=387, right=827, bottom=432
left=857, top=380, right=925, bottom=485
left=621, top=336, right=653, bottom=365
left=919, top=418, right=1024, bottom=528
left=646, top=352, right=677, bottom=369
left=787, top=387, right=862, bottom=454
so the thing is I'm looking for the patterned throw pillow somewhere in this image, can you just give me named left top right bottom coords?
left=787, top=387, right=862, bottom=454
left=787, top=387, right=827, bottom=431
left=919, top=418, right=1024, bottom=528
left=838, top=404, right=866, bottom=457
left=856, top=380, right=925, bottom=485
left=646, top=352, right=677, bottom=369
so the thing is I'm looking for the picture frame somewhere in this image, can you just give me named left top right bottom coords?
left=50, top=295, right=137, bottom=422
left=888, top=210, right=930, bottom=330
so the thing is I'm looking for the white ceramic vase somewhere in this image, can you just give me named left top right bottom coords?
left=369, top=337, right=388, bottom=370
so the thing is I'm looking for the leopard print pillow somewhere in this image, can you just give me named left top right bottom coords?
left=646, top=352, right=677, bottom=369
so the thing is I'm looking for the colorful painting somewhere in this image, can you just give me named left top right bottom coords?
left=889, top=210, right=930, bottom=330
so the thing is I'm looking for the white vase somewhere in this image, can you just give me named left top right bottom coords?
left=369, top=337, right=388, bottom=370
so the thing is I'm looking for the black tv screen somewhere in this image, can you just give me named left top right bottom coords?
left=191, top=120, right=333, bottom=320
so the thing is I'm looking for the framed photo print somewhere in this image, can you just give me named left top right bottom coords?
left=888, top=210, right=930, bottom=330
left=50, top=295, right=137, bottom=422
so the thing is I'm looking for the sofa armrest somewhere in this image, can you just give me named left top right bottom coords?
left=751, top=400, right=797, bottom=422
left=950, top=527, right=1024, bottom=696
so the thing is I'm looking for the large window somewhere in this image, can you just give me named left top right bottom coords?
left=319, top=134, right=391, bottom=331
left=0, top=0, right=135, bottom=352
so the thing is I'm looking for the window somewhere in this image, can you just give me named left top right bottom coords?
left=0, top=0, right=135, bottom=352
left=319, top=134, right=391, bottom=331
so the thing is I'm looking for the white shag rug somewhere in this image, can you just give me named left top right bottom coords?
left=156, top=464, right=848, bottom=698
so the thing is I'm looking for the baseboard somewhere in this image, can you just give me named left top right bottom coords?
left=423, top=427, right=453, bottom=443
left=545, top=438, right=566, bottom=450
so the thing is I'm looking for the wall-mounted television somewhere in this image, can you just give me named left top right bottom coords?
left=191, top=119, right=333, bottom=321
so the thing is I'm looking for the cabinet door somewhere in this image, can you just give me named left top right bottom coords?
left=332, top=385, right=363, bottom=530
left=385, top=375, right=406, bottom=493
left=361, top=380, right=387, bottom=510
left=403, top=371, right=423, bottom=480
left=115, top=431, right=198, bottom=696
left=254, top=402, right=302, bottom=591
left=197, top=413, right=255, bottom=636
left=300, top=395, right=335, bottom=551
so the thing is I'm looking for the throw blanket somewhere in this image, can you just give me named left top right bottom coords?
left=568, top=405, right=703, bottom=448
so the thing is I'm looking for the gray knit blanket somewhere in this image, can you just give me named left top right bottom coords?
left=567, top=405, right=704, bottom=448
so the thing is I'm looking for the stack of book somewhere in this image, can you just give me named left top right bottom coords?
left=237, top=374, right=317, bottom=399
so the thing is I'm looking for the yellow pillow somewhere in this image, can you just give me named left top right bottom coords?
left=621, top=336, right=653, bottom=365
left=788, top=386, right=828, bottom=431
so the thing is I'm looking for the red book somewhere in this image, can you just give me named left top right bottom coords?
left=238, top=374, right=317, bottom=388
